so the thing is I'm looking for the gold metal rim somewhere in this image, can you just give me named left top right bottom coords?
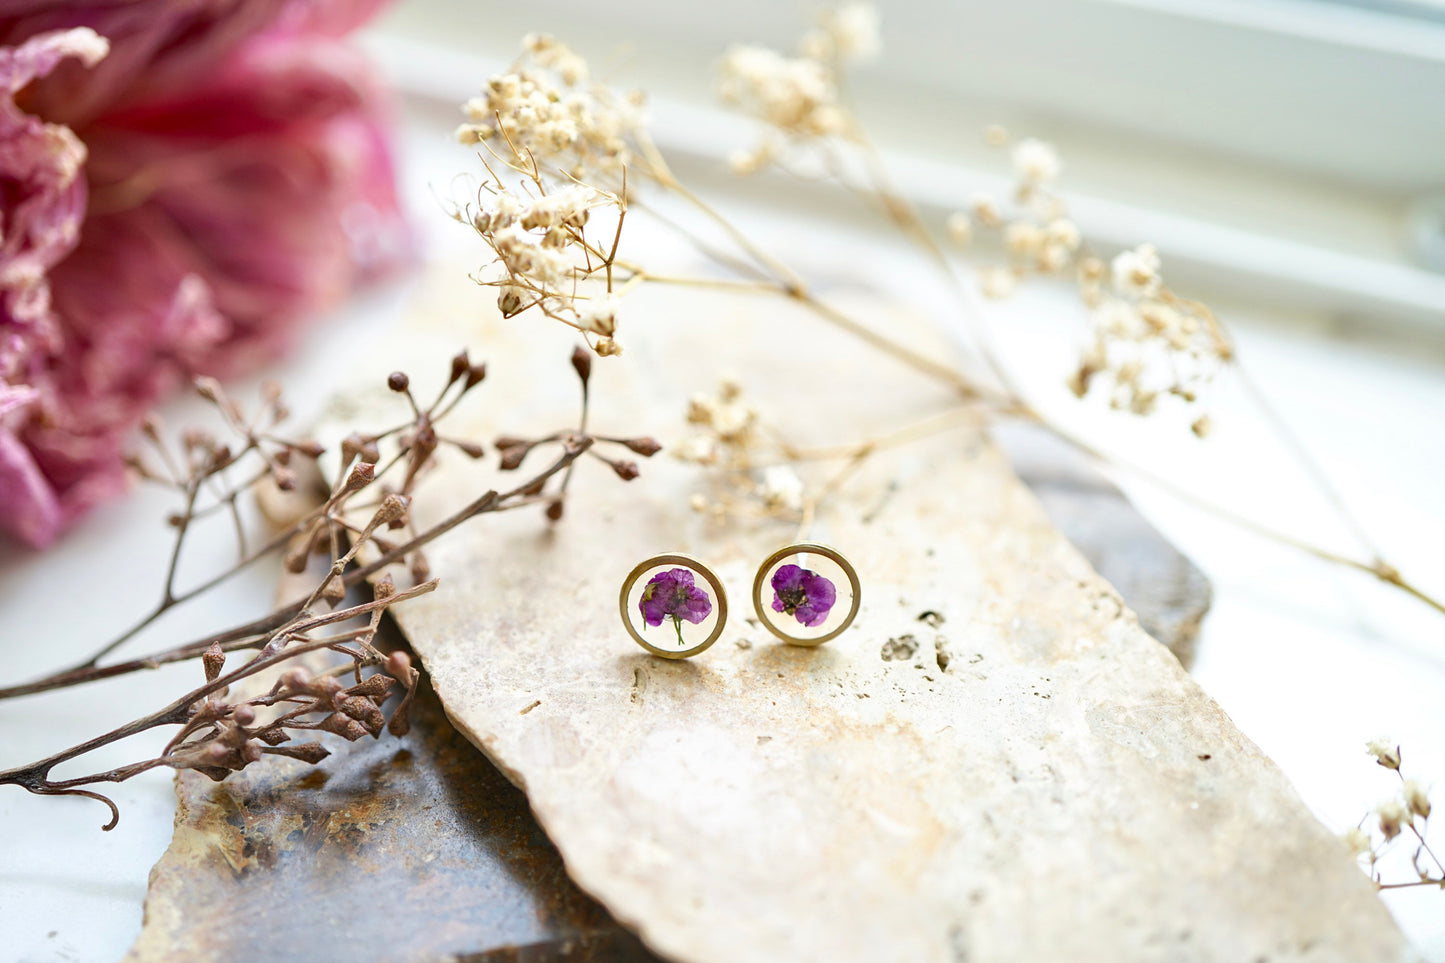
left=619, top=552, right=729, bottom=660
left=751, top=542, right=861, bottom=646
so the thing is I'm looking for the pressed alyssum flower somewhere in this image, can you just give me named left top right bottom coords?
left=640, top=567, right=713, bottom=643
left=771, top=564, right=837, bottom=627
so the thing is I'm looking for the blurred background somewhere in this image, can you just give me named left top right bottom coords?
left=372, top=0, right=1445, bottom=340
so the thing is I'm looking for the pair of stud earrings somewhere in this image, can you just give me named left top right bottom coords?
left=618, top=543, right=861, bottom=659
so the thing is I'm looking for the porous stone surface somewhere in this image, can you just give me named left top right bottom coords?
left=369, top=290, right=1413, bottom=963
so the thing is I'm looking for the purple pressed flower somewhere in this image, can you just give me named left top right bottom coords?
left=771, top=563, right=837, bottom=628
left=639, top=567, right=713, bottom=644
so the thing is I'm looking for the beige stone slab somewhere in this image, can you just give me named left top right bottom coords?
left=356, top=278, right=1412, bottom=962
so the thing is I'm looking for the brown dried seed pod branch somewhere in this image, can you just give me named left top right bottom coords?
left=0, top=349, right=653, bottom=827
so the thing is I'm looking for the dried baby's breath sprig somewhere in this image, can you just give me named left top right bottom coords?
left=1068, top=243, right=1232, bottom=422
left=949, top=130, right=1229, bottom=426
left=451, top=34, right=650, bottom=356
left=455, top=33, right=644, bottom=181
left=697, top=6, right=1445, bottom=621
left=676, top=374, right=980, bottom=538
left=720, top=2, right=880, bottom=174
left=1346, top=740, right=1443, bottom=892
left=451, top=20, right=1442, bottom=619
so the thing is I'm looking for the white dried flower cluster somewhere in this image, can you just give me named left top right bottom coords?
left=1012, top=137, right=1062, bottom=185
left=948, top=127, right=1228, bottom=434
left=1070, top=244, right=1230, bottom=432
left=1368, top=736, right=1402, bottom=771
left=720, top=46, right=848, bottom=140
left=719, top=4, right=880, bottom=175
left=1404, top=779, right=1433, bottom=820
left=464, top=178, right=626, bottom=355
left=949, top=130, right=1079, bottom=297
left=679, top=376, right=758, bottom=467
left=1111, top=243, right=1163, bottom=298
left=758, top=465, right=805, bottom=512
left=1376, top=797, right=1409, bottom=841
left=455, top=34, right=644, bottom=182
left=1347, top=739, right=1441, bottom=888
left=675, top=378, right=814, bottom=521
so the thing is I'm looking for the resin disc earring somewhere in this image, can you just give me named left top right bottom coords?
left=619, top=553, right=729, bottom=659
left=752, top=542, right=861, bottom=646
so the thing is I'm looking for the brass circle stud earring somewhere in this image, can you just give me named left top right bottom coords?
left=619, top=553, right=729, bottom=659
left=752, top=542, right=861, bottom=646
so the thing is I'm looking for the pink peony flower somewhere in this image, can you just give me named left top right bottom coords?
left=0, top=1, right=408, bottom=547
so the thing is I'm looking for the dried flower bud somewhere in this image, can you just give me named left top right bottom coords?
left=1190, top=415, right=1213, bottom=439
left=374, top=573, right=397, bottom=600
left=348, top=675, right=397, bottom=701
left=263, top=743, right=331, bottom=764
left=499, top=444, right=530, bottom=471
left=1377, top=798, right=1407, bottom=840
left=453, top=439, right=485, bottom=459
left=410, top=550, right=431, bottom=583
left=622, top=437, right=663, bottom=457
left=338, top=696, right=386, bottom=736
left=321, top=713, right=371, bottom=742
left=1404, top=780, right=1432, bottom=819
left=387, top=707, right=413, bottom=738
left=594, top=337, right=622, bottom=357
left=321, top=575, right=347, bottom=607
left=610, top=459, right=640, bottom=481
left=545, top=499, right=565, bottom=521
left=272, top=467, right=297, bottom=492
left=292, top=440, right=326, bottom=459
left=194, top=377, right=222, bottom=403
left=345, top=461, right=375, bottom=491
left=253, top=726, right=290, bottom=746
left=283, top=538, right=311, bottom=574
left=466, top=363, right=487, bottom=388
left=279, top=667, right=312, bottom=692
left=1367, top=737, right=1401, bottom=771
left=202, top=642, right=226, bottom=683
left=231, top=704, right=256, bottom=726
left=570, top=345, right=592, bottom=385
left=387, top=371, right=410, bottom=393
left=450, top=350, right=471, bottom=384
left=385, top=651, right=414, bottom=679
left=315, top=676, right=345, bottom=700
left=1341, top=826, right=1372, bottom=857
left=373, top=493, right=410, bottom=528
